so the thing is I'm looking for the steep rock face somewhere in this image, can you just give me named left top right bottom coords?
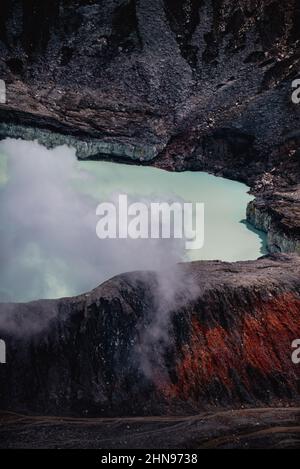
left=0, top=1, right=299, bottom=252
left=247, top=188, right=300, bottom=254
left=0, top=1, right=299, bottom=165
left=0, top=254, right=300, bottom=416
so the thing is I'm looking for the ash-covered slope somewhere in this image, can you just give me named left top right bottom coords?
left=1, top=408, right=300, bottom=449
left=0, top=254, right=300, bottom=417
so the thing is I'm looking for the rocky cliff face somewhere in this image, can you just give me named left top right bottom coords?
left=0, top=0, right=299, bottom=253
left=0, top=2, right=300, bottom=438
left=1, top=254, right=300, bottom=417
left=247, top=189, right=300, bottom=254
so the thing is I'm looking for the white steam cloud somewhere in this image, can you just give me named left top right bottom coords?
left=136, top=265, right=199, bottom=380
left=0, top=138, right=186, bottom=304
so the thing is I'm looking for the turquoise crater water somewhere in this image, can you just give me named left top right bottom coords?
left=0, top=138, right=267, bottom=302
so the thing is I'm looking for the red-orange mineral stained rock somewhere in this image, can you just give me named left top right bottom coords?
left=163, top=293, right=300, bottom=402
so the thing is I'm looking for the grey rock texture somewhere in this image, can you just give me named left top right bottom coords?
left=247, top=188, right=300, bottom=253
left=0, top=0, right=299, bottom=251
left=1, top=408, right=300, bottom=449
left=0, top=3, right=300, bottom=448
left=0, top=254, right=300, bottom=417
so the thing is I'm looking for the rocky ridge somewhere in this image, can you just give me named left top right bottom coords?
left=0, top=254, right=300, bottom=417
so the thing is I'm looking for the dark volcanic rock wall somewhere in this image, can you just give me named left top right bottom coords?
left=0, top=1, right=299, bottom=251
left=0, top=1, right=300, bottom=424
left=0, top=254, right=300, bottom=416
left=0, top=0, right=299, bottom=172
